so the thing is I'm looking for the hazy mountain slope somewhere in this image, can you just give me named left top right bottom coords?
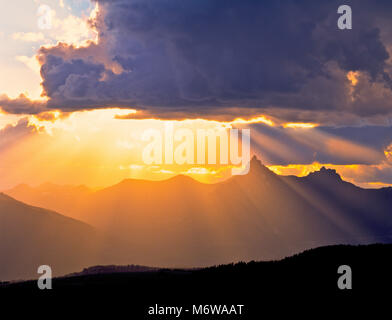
left=5, top=183, right=93, bottom=221
left=282, top=167, right=392, bottom=240
left=4, top=157, right=392, bottom=269
left=67, top=158, right=392, bottom=267
left=74, top=175, right=218, bottom=266
left=187, top=159, right=391, bottom=261
left=0, top=193, right=98, bottom=281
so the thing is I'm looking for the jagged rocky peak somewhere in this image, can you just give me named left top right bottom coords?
left=307, top=166, right=342, bottom=180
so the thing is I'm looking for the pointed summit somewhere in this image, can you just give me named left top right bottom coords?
left=248, top=155, right=274, bottom=177
left=250, top=155, right=263, bottom=167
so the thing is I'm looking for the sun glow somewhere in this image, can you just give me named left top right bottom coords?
left=1, top=106, right=389, bottom=189
left=283, top=122, right=318, bottom=129
left=227, top=115, right=275, bottom=127
left=267, top=163, right=359, bottom=177
left=0, top=108, right=245, bottom=189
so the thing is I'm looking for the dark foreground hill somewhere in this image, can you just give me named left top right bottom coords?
left=0, top=244, right=392, bottom=304
left=1, top=244, right=391, bottom=318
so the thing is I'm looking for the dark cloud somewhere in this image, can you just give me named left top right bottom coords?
left=2, top=0, right=392, bottom=122
left=0, top=94, right=47, bottom=114
left=320, top=125, right=392, bottom=151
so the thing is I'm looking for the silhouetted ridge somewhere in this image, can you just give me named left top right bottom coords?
left=3, top=244, right=392, bottom=296
left=250, top=155, right=263, bottom=167
left=248, top=155, right=275, bottom=178
left=306, top=166, right=342, bottom=181
left=67, top=265, right=158, bottom=277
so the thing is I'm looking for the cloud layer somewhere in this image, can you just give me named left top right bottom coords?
left=1, top=0, right=392, bottom=123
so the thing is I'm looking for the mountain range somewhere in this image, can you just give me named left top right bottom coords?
left=2, top=156, right=392, bottom=280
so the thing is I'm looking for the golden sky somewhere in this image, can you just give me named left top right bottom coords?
left=1, top=0, right=392, bottom=190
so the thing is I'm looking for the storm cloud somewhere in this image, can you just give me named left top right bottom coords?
left=1, top=0, right=392, bottom=123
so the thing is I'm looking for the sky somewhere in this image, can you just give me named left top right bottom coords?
left=1, top=0, right=392, bottom=189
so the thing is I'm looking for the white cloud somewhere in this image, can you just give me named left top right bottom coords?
left=15, top=55, right=41, bottom=75
left=12, top=32, right=46, bottom=42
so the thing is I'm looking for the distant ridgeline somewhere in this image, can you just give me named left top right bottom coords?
left=1, top=156, right=392, bottom=281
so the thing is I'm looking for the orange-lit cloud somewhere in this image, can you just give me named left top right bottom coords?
left=116, top=111, right=324, bottom=131
left=227, top=116, right=275, bottom=127
left=283, top=122, right=318, bottom=129
left=385, top=144, right=392, bottom=161
left=347, top=71, right=360, bottom=86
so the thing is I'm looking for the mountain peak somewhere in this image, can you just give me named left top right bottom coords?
left=250, top=155, right=262, bottom=166
left=244, top=155, right=276, bottom=180
left=307, top=167, right=342, bottom=181
left=249, top=155, right=269, bottom=173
